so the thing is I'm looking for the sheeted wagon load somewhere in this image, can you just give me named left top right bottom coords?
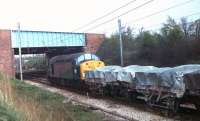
left=183, top=70, right=200, bottom=96
left=85, top=65, right=159, bottom=95
left=100, top=66, right=123, bottom=82
left=85, top=65, right=158, bottom=84
left=135, top=64, right=200, bottom=98
left=85, top=66, right=123, bottom=94
left=117, top=65, right=158, bottom=83
left=85, top=66, right=123, bottom=83
left=85, top=65, right=158, bottom=83
left=113, top=65, right=159, bottom=96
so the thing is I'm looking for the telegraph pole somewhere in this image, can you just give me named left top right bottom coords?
left=118, top=19, right=123, bottom=66
left=17, top=22, right=23, bottom=81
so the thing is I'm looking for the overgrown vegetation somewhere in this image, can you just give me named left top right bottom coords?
left=15, top=54, right=47, bottom=72
left=97, top=17, right=200, bottom=67
left=0, top=102, right=22, bottom=121
left=24, top=55, right=47, bottom=70
left=0, top=74, right=105, bottom=121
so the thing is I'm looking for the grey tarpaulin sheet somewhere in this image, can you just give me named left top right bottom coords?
left=85, top=66, right=123, bottom=82
left=85, top=65, right=157, bottom=83
left=116, top=65, right=158, bottom=83
left=183, top=70, right=200, bottom=90
left=85, top=64, right=200, bottom=97
left=135, top=64, right=200, bottom=98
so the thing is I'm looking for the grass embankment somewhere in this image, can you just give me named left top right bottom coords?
left=0, top=75, right=104, bottom=121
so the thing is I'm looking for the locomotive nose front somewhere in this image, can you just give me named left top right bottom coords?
left=80, top=60, right=105, bottom=80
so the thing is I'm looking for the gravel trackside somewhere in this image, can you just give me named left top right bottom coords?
left=25, top=80, right=176, bottom=121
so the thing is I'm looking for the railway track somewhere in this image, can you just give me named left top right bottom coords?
left=22, top=72, right=200, bottom=121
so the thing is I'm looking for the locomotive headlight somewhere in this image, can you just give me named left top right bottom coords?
left=82, top=73, right=85, bottom=78
left=74, top=69, right=77, bottom=74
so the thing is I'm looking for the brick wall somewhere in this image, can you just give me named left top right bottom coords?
left=0, top=30, right=15, bottom=77
left=85, top=33, right=105, bottom=53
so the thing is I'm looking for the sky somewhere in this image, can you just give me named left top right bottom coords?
left=0, top=0, right=199, bottom=35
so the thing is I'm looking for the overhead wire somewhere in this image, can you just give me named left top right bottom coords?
left=127, top=0, right=195, bottom=24
left=49, top=0, right=154, bottom=41
left=141, top=21, right=194, bottom=32
left=82, top=0, right=155, bottom=32
left=84, top=0, right=195, bottom=32
left=102, top=12, right=200, bottom=34
left=72, top=0, right=137, bottom=32
left=142, top=12, right=200, bottom=30
left=51, top=0, right=197, bottom=41
left=99, top=0, right=197, bottom=33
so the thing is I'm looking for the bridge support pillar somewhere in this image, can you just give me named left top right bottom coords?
left=0, top=30, right=15, bottom=78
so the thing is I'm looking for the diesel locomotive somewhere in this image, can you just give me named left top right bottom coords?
left=47, top=53, right=105, bottom=88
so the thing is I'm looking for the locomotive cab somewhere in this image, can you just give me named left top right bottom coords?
left=73, top=53, right=105, bottom=80
left=48, top=53, right=105, bottom=82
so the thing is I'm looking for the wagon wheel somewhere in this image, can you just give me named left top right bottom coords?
left=146, top=99, right=153, bottom=107
left=110, top=85, right=119, bottom=97
left=195, top=103, right=200, bottom=111
left=110, top=85, right=120, bottom=97
left=127, top=91, right=137, bottom=102
left=96, top=84, right=104, bottom=97
left=144, top=92, right=156, bottom=108
left=88, top=83, right=101, bottom=96
left=103, top=85, right=112, bottom=96
left=167, top=98, right=180, bottom=114
left=146, top=96, right=156, bottom=108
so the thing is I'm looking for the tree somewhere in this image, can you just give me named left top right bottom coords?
left=180, top=17, right=189, bottom=39
left=97, top=26, right=135, bottom=65
left=97, top=17, right=200, bottom=66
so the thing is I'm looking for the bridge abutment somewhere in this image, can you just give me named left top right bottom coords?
left=0, top=30, right=15, bottom=78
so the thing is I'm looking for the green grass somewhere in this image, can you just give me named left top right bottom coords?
left=12, top=80, right=64, bottom=104
left=0, top=103, right=22, bottom=121
left=11, top=79, right=105, bottom=121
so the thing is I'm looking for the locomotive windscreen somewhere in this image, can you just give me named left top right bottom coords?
left=75, top=54, right=99, bottom=65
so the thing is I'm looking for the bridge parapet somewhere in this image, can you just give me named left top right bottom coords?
left=11, top=30, right=85, bottom=48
